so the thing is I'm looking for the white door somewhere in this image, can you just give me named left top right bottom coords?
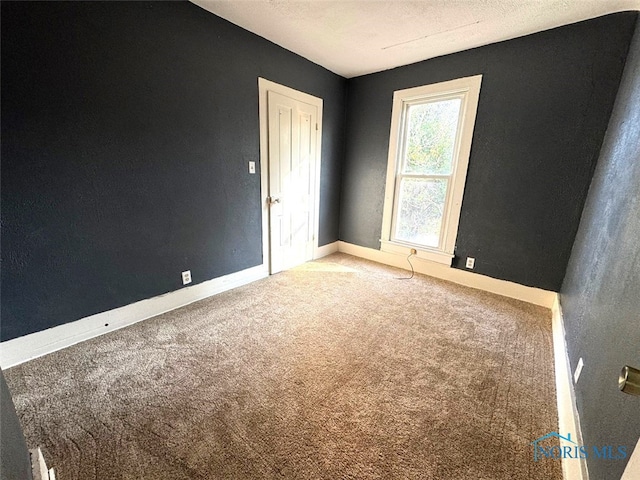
left=266, top=90, right=318, bottom=273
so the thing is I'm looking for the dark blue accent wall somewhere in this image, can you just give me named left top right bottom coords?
left=560, top=17, right=640, bottom=479
left=2, top=1, right=638, bottom=352
left=339, top=13, right=637, bottom=291
left=0, top=1, right=346, bottom=341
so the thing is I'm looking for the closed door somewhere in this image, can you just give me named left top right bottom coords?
left=267, top=90, right=318, bottom=273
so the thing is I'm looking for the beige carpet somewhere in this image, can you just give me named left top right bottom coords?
left=4, top=253, right=561, bottom=479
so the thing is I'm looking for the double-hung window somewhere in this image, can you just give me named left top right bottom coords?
left=381, top=75, right=482, bottom=265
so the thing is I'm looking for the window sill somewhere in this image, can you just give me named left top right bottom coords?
left=380, top=240, right=453, bottom=266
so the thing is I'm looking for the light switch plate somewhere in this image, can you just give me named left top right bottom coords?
left=248, top=161, right=256, bottom=174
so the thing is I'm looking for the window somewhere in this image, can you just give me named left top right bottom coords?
left=381, top=75, right=482, bottom=265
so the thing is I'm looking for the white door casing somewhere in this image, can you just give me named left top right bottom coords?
left=258, top=78, right=323, bottom=274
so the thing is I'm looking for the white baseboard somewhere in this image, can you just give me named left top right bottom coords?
left=337, top=241, right=556, bottom=307
left=622, top=437, right=640, bottom=480
left=30, top=447, right=55, bottom=480
left=0, top=264, right=268, bottom=369
left=315, top=241, right=339, bottom=259
left=551, top=296, right=588, bottom=480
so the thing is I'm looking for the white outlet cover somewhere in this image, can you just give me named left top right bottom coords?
left=574, top=357, right=584, bottom=384
left=181, top=270, right=192, bottom=285
left=465, top=257, right=475, bottom=269
left=248, top=161, right=256, bottom=174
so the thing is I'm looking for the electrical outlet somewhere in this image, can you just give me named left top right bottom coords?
left=465, top=257, right=475, bottom=269
left=574, top=357, right=584, bottom=384
left=248, top=161, right=256, bottom=174
left=181, top=270, right=192, bottom=285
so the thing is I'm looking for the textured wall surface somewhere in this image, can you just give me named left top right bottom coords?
left=340, top=13, right=637, bottom=291
left=1, top=369, right=32, bottom=480
left=560, top=17, right=640, bottom=480
left=1, top=1, right=346, bottom=341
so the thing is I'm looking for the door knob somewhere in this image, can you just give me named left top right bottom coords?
left=619, top=366, right=640, bottom=396
left=268, top=196, right=280, bottom=205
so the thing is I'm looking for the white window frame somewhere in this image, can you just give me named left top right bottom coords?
left=380, top=75, right=482, bottom=265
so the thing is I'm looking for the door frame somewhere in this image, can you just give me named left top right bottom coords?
left=258, top=78, right=323, bottom=274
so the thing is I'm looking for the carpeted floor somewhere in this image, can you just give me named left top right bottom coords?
left=4, top=253, right=561, bottom=479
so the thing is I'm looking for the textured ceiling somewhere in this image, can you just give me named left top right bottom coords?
left=191, top=0, right=640, bottom=78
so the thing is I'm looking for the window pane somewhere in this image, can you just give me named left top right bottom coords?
left=394, top=178, right=447, bottom=247
left=402, top=98, right=461, bottom=175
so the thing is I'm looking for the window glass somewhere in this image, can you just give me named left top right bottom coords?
left=395, top=177, right=447, bottom=247
left=402, top=98, right=461, bottom=176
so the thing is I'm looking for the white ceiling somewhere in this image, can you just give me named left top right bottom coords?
left=191, top=0, right=640, bottom=78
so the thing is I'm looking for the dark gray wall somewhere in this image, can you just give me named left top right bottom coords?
left=0, top=369, right=33, bottom=480
left=1, top=1, right=346, bottom=341
left=560, top=17, right=640, bottom=480
left=340, top=13, right=637, bottom=291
